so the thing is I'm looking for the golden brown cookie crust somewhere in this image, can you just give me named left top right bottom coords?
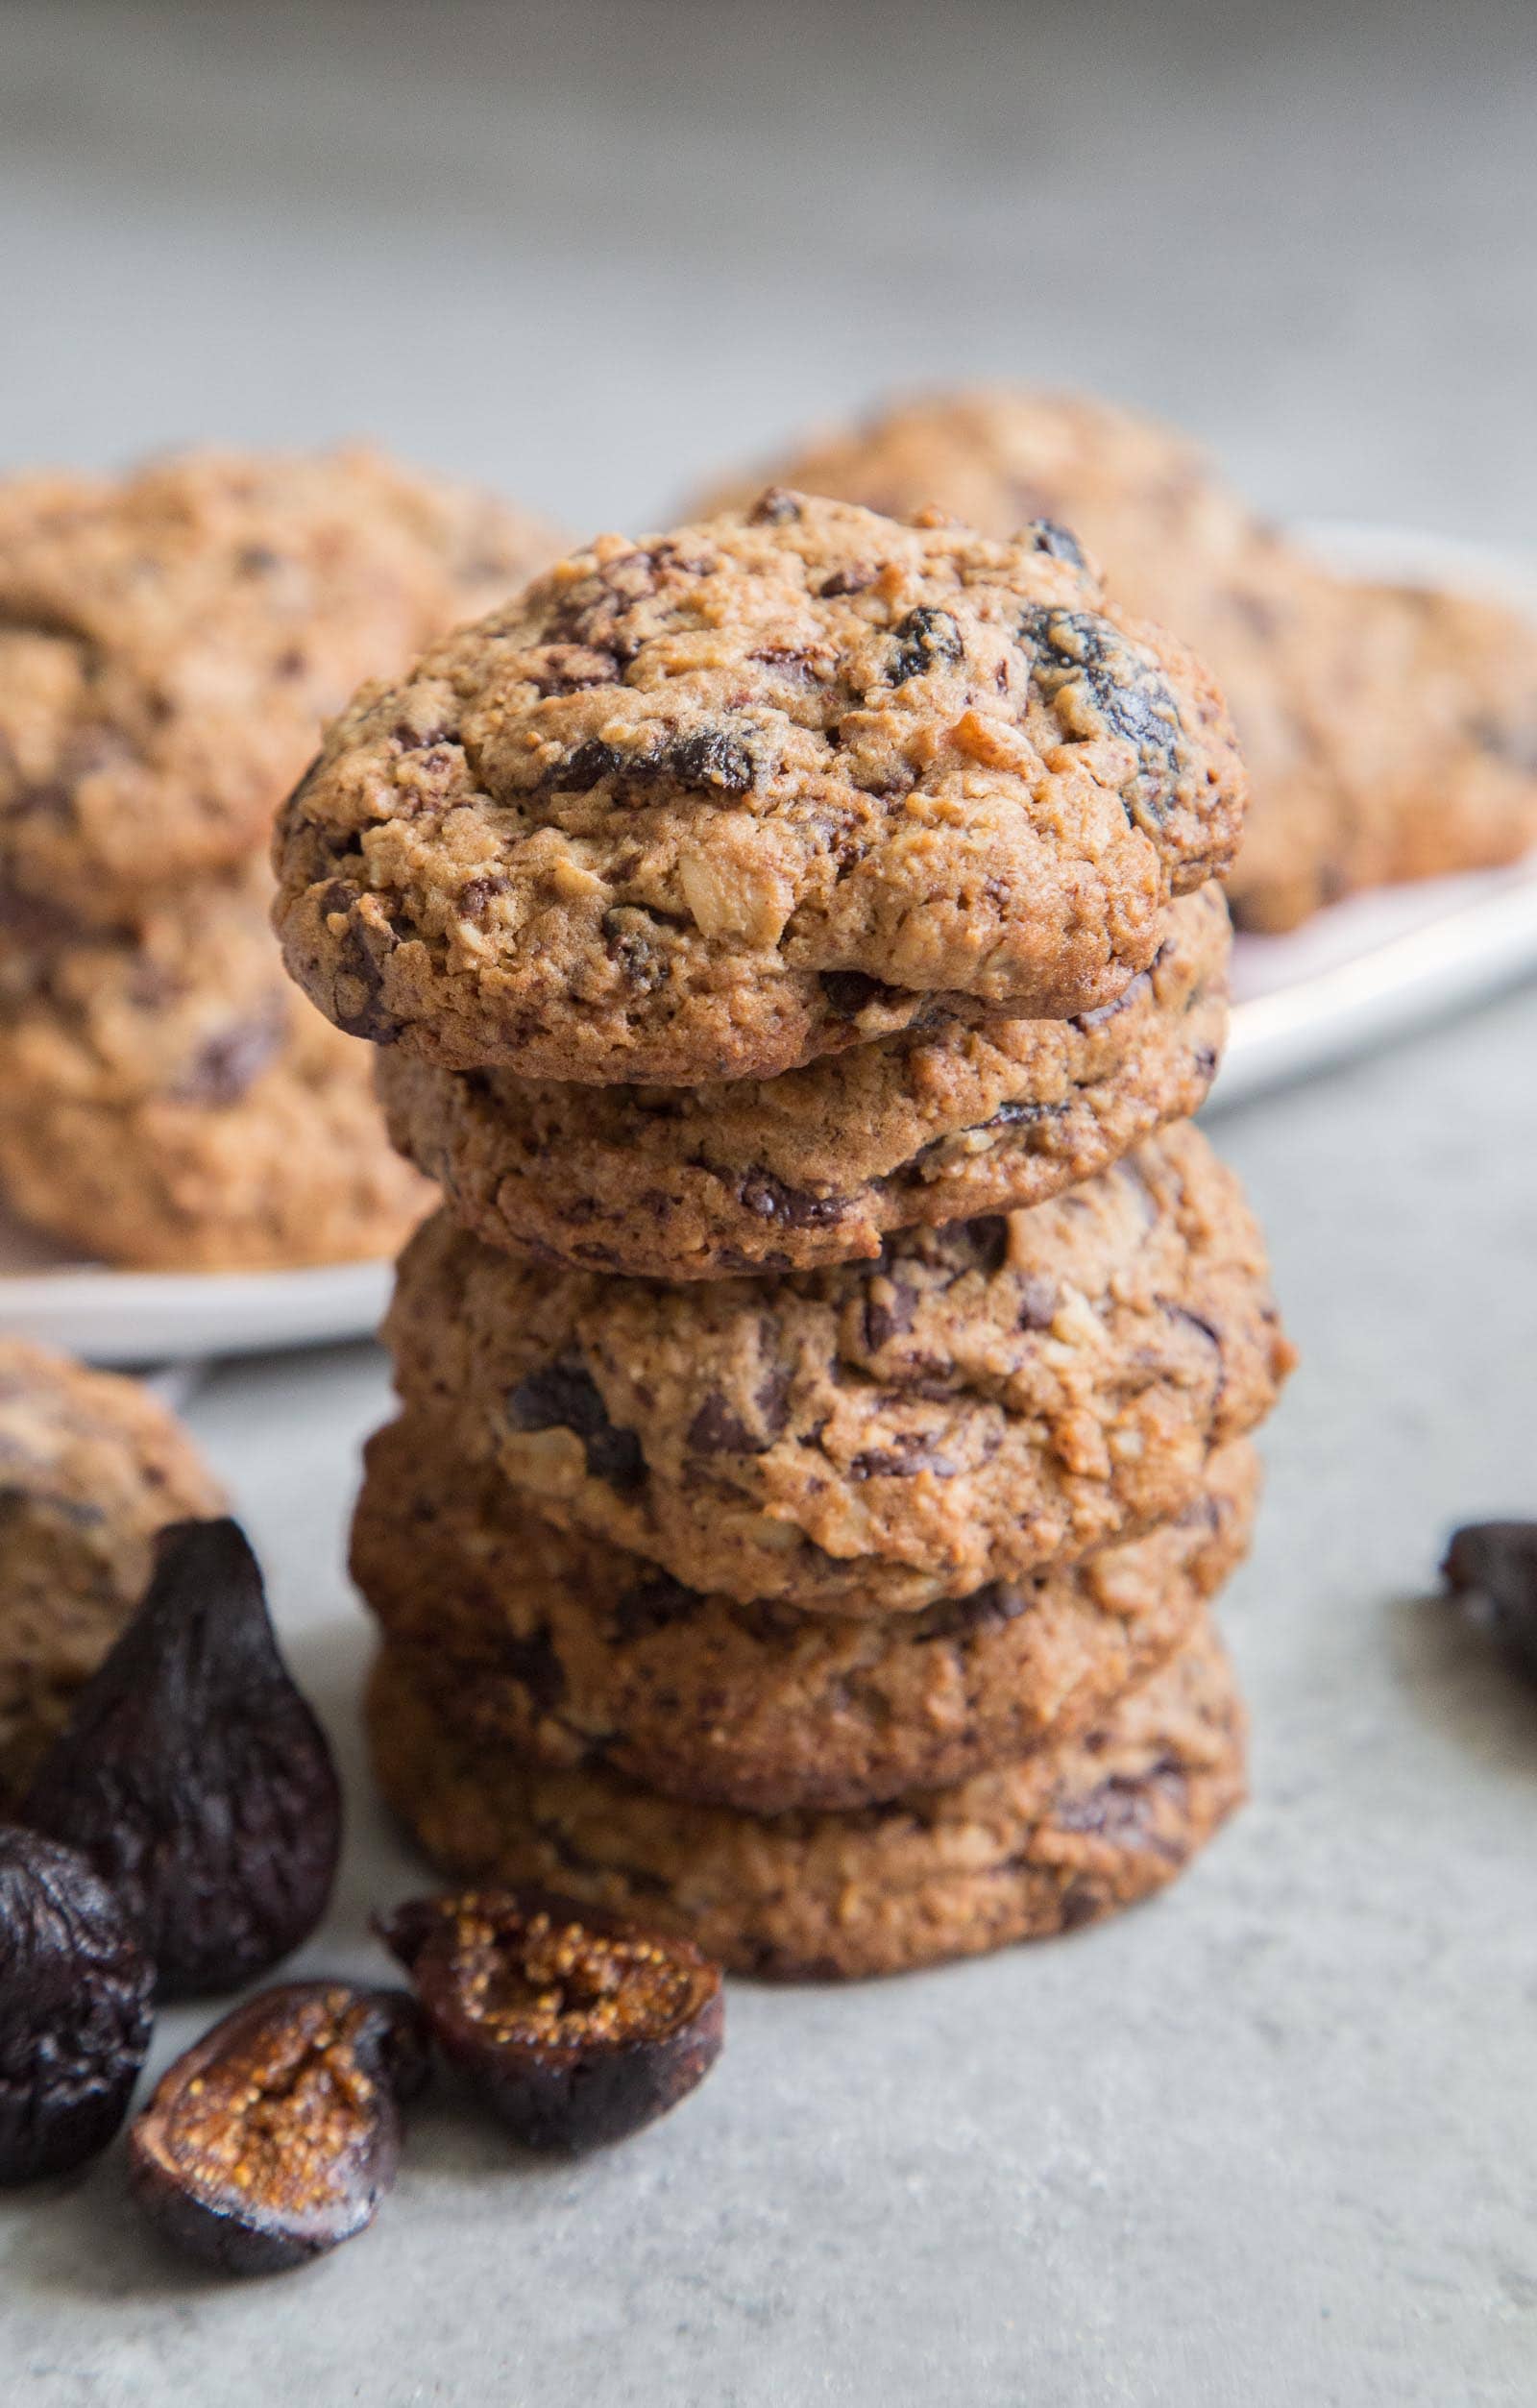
left=353, top=1413, right=1258, bottom=1812
left=0, top=883, right=433, bottom=1269
left=0, top=1339, right=226, bottom=1801
left=366, top=1616, right=1248, bottom=1981
left=273, top=493, right=1246, bottom=1082
left=376, top=882, right=1230, bottom=1278
left=385, top=1123, right=1294, bottom=1613
left=700, top=390, right=1537, bottom=934
left=0, top=446, right=558, bottom=924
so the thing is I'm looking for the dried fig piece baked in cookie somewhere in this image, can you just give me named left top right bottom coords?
left=0, top=447, right=557, bottom=924
left=0, top=1338, right=225, bottom=1805
left=376, top=882, right=1229, bottom=1278
left=384, top=1122, right=1294, bottom=1614
left=352, top=1411, right=1258, bottom=1812
left=274, top=493, right=1247, bottom=1082
left=366, top=1616, right=1247, bottom=1982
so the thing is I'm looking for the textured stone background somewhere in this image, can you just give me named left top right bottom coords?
left=2, top=5, right=1534, bottom=2401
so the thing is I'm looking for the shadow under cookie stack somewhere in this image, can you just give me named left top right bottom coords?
left=275, top=487, right=1295, bottom=1981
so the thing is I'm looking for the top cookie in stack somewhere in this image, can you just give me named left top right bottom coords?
left=273, top=492, right=1245, bottom=1084
left=0, top=448, right=557, bottom=1267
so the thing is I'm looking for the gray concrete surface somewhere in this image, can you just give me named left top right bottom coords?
left=2, top=4, right=1535, bottom=2400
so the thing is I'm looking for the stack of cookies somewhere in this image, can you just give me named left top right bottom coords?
left=0, top=448, right=553, bottom=1268
left=272, top=489, right=1295, bottom=1980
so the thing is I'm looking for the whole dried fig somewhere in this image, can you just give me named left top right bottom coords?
left=129, top=1981, right=428, bottom=2274
left=24, top=1518, right=341, bottom=1999
left=1443, top=1520, right=1537, bottom=1679
left=379, top=1887, right=723, bottom=2152
left=0, top=1824, right=155, bottom=2184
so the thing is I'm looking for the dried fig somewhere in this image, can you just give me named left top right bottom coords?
left=0, top=1825, right=155, bottom=2184
left=1442, top=1520, right=1537, bottom=1679
left=379, top=1887, right=723, bottom=2152
left=24, top=1518, right=341, bottom=1999
left=129, top=1982, right=428, bottom=2274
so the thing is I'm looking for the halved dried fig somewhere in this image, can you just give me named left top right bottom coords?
left=379, top=1888, right=723, bottom=2152
left=129, top=1981, right=428, bottom=2274
left=24, top=1518, right=341, bottom=1999
left=0, top=1824, right=155, bottom=2184
left=1443, top=1520, right=1537, bottom=1679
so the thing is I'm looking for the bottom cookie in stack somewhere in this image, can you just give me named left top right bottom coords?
left=366, top=1616, right=1246, bottom=1982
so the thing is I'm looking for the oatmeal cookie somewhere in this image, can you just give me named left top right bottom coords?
left=377, top=882, right=1230, bottom=1278
left=366, top=1615, right=1247, bottom=1981
left=0, top=446, right=557, bottom=924
left=353, top=1412, right=1258, bottom=1812
left=0, top=882, right=432, bottom=1269
left=385, top=1122, right=1293, bottom=1613
left=274, top=493, right=1247, bottom=1082
left=0, top=1339, right=226, bottom=1801
left=699, top=390, right=1537, bottom=932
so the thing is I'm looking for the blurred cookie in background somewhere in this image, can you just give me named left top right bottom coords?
left=0, top=880, right=434, bottom=1269
left=696, top=390, right=1537, bottom=931
left=0, top=445, right=558, bottom=1268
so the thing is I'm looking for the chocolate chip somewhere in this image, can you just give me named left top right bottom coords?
left=736, top=1168, right=845, bottom=1228
left=820, top=969, right=900, bottom=1020
left=668, top=728, right=755, bottom=794
left=168, top=1000, right=287, bottom=1107
left=1018, top=606, right=1184, bottom=829
left=1052, top=1762, right=1185, bottom=1851
left=521, top=646, right=620, bottom=698
left=612, top=1572, right=703, bottom=1644
left=748, top=488, right=802, bottom=525
left=888, top=606, right=964, bottom=685
left=965, top=1217, right=1011, bottom=1276
left=315, top=880, right=397, bottom=1043
left=497, top=1625, right=568, bottom=1716
left=916, top=1579, right=1036, bottom=1642
left=1073, top=968, right=1153, bottom=1034
left=504, top=1361, right=646, bottom=1492
left=555, top=739, right=630, bottom=791
left=1020, top=519, right=1087, bottom=568
left=817, top=566, right=876, bottom=599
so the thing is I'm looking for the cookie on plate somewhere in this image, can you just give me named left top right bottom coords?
left=0, top=880, right=433, bottom=1269
left=0, top=446, right=558, bottom=926
left=697, top=390, right=1537, bottom=932
left=0, top=1339, right=226, bottom=1802
left=385, top=1122, right=1294, bottom=1613
left=273, top=493, right=1247, bottom=1082
left=377, top=882, right=1230, bottom=1278
left=367, top=1613, right=1247, bottom=1981
left=353, top=1411, right=1258, bottom=1812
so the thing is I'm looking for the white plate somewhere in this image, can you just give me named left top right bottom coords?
left=3, top=520, right=1535, bottom=1366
